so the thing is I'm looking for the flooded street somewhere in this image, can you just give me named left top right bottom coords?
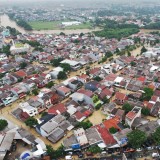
left=0, top=14, right=100, bottom=34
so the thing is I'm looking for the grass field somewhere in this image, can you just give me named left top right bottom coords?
left=29, top=21, right=92, bottom=30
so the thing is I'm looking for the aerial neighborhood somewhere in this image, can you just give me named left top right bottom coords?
left=0, top=1, right=160, bottom=160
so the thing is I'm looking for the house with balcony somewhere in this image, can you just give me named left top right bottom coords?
left=125, top=106, right=142, bottom=127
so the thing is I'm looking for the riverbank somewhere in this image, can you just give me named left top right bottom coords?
left=0, top=14, right=101, bottom=34
left=140, top=29, right=160, bottom=33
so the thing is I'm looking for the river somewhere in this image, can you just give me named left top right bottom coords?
left=0, top=14, right=100, bottom=34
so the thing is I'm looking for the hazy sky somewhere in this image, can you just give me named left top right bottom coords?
left=0, top=0, right=159, bottom=8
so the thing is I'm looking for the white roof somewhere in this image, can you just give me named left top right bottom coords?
left=63, top=76, right=77, bottom=85
left=150, top=66, right=159, bottom=71
left=98, top=143, right=106, bottom=149
left=67, top=105, right=77, bottom=115
left=53, top=67, right=63, bottom=72
left=60, top=59, right=79, bottom=66
left=114, top=76, right=123, bottom=83
left=70, top=92, right=84, bottom=101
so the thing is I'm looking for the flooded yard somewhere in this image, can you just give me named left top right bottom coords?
left=88, top=109, right=106, bottom=125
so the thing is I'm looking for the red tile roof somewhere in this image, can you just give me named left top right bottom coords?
left=74, top=111, right=85, bottom=120
left=78, top=74, right=89, bottom=80
left=105, top=74, right=117, bottom=81
left=15, top=70, right=27, bottom=78
left=147, top=102, right=154, bottom=110
left=103, top=117, right=121, bottom=131
left=100, top=88, right=113, bottom=99
left=83, top=110, right=92, bottom=117
left=115, top=92, right=126, bottom=100
left=137, top=76, right=146, bottom=82
left=48, top=103, right=66, bottom=115
left=78, top=89, right=93, bottom=97
left=126, top=111, right=136, bottom=120
left=94, top=125, right=116, bottom=146
left=89, top=68, right=100, bottom=75
left=58, top=86, right=71, bottom=93
left=151, top=95, right=158, bottom=102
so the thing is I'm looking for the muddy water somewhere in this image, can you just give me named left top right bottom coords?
left=0, top=14, right=100, bottom=34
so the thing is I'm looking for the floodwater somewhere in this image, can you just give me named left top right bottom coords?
left=0, top=14, right=100, bottom=34
left=88, top=110, right=106, bottom=125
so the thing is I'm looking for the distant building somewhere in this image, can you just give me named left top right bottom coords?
left=61, top=21, right=81, bottom=27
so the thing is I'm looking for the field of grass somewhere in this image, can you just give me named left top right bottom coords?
left=29, top=21, right=92, bottom=30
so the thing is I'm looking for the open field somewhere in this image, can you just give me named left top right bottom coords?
left=29, top=21, right=92, bottom=30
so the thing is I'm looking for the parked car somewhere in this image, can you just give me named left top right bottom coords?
left=76, top=151, right=83, bottom=158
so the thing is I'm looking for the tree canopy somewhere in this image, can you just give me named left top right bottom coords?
left=122, top=103, right=132, bottom=114
left=25, top=117, right=38, bottom=127
left=60, top=63, right=71, bottom=72
left=93, top=76, right=102, bottom=82
left=46, top=81, right=54, bottom=88
left=46, top=145, right=65, bottom=159
left=50, top=58, right=63, bottom=67
left=141, top=87, right=154, bottom=101
left=32, top=89, right=39, bottom=95
left=141, top=46, right=147, bottom=54
left=94, top=20, right=139, bottom=39
left=19, top=62, right=27, bottom=69
left=153, top=127, right=160, bottom=145
left=0, top=119, right=8, bottom=131
left=141, top=107, right=150, bottom=116
left=16, top=19, right=32, bottom=31
left=127, top=129, right=147, bottom=148
left=57, top=71, right=67, bottom=80
left=109, top=127, right=118, bottom=134
left=88, top=145, right=102, bottom=154
left=76, top=120, right=93, bottom=130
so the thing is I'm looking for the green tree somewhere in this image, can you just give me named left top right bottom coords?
left=57, top=71, right=67, bottom=80
left=60, top=32, right=65, bottom=36
left=32, top=89, right=39, bottom=95
left=153, top=127, right=160, bottom=145
left=127, top=51, right=131, bottom=56
left=93, top=76, right=102, bottom=82
left=95, top=103, right=102, bottom=110
left=122, top=103, right=132, bottom=114
left=141, top=87, right=153, bottom=101
left=0, top=119, right=8, bottom=131
left=2, top=45, right=10, bottom=56
left=25, top=117, right=38, bottom=127
left=50, top=58, right=63, bottom=67
left=127, top=129, right=147, bottom=148
left=109, top=127, right=118, bottom=134
left=130, top=61, right=136, bottom=66
left=46, top=145, right=65, bottom=159
left=16, top=19, right=32, bottom=30
left=141, top=46, right=147, bottom=54
left=102, top=97, right=110, bottom=104
left=141, top=107, right=150, bottom=116
left=41, top=112, right=48, bottom=117
left=46, top=81, right=54, bottom=88
left=76, top=120, right=93, bottom=130
left=88, top=145, right=102, bottom=154
left=19, top=62, right=27, bottom=69
left=60, top=63, right=71, bottom=72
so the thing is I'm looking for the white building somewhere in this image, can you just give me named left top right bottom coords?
left=62, top=21, right=81, bottom=27
left=19, top=102, right=38, bottom=117
left=60, top=59, right=81, bottom=70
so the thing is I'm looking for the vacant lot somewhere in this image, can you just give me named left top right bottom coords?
left=29, top=21, right=92, bottom=30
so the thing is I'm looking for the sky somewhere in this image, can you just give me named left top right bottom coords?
left=0, top=0, right=159, bottom=8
